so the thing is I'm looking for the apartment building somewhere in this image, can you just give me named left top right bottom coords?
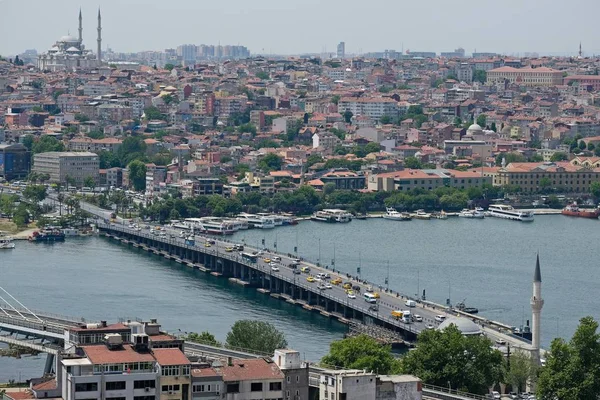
left=319, top=369, right=377, bottom=400
left=32, top=151, right=99, bottom=186
left=220, top=358, right=284, bottom=400
left=494, top=161, right=600, bottom=193
left=273, top=349, right=309, bottom=400
left=319, top=169, right=366, bottom=190
left=367, top=169, right=491, bottom=192
left=563, top=75, right=600, bottom=91
left=338, top=97, right=399, bottom=122
left=69, top=137, right=123, bottom=153
left=486, top=66, right=563, bottom=87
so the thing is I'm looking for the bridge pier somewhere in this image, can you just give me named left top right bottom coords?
left=44, top=353, right=55, bottom=374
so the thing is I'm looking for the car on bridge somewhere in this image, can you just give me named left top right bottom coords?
left=225, top=247, right=234, bottom=252
left=331, top=278, right=342, bottom=285
left=300, top=266, right=311, bottom=273
left=271, top=265, right=280, bottom=272
left=263, top=258, right=271, bottom=263
left=435, top=315, right=446, bottom=322
left=414, top=314, right=423, bottom=322
left=347, top=292, right=356, bottom=299
left=307, top=276, right=315, bottom=282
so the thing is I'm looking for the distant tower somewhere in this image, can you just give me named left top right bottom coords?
left=78, top=8, right=83, bottom=44
left=530, top=254, right=544, bottom=363
left=579, top=42, right=583, bottom=58
left=97, top=8, right=102, bottom=62
left=337, top=42, right=345, bottom=59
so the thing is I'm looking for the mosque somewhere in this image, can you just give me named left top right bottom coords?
left=37, top=9, right=102, bottom=71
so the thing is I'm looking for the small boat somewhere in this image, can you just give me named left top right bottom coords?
left=433, top=210, right=448, bottom=220
left=29, top=227, right=66, bottom=242
left=455, top=301, right=479, bottom=314
left=561, top=203, right=600, bottom=219
left=413, top=210, right=431, bottom=220
left=353, top=214, right=368, bottom=220
left=383, top=207, right=411, bottom=221
left=310, top=209, right=352, bottom=223
left=0, top=235, right=15, bottom=249
left=458, top=209, right=485, bottom=219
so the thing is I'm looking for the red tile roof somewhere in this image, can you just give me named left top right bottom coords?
left=82, top=345, right=155, bottom=364
left=192, top=367, right=221, bottom=378
left=32, top=380, right=58, bottom=391
left=219, top=359, right=284, bottom=382
left=152, top=348, right=190, bottom=366
left=5, top=392, right=35, bottom=400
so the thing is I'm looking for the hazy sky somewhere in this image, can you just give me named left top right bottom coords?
left=1, top=0, right=599, bottom=57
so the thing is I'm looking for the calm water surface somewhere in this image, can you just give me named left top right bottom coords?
left=1, top=215, right=599, bottom=380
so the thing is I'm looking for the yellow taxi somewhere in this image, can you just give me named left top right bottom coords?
left=342, top=282, right=352, bottom=290
left=300, top=266, right=311, bottom=273
left=263, top=258, right=271, bottom=263
left=307, top=276, right=315, bottom=283
left=346, top=289, right=354, bottom=295
left=373, top=292, right=380, bottom=299
left=331, top=278, right=342, bottom=285
left=225, top=247, right=234, bottom=252
left=204, top=243, right=211, bottom=247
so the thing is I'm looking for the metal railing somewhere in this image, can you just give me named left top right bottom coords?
left=0, top=313, right=66, bottom=336
left=422, top=384, right=487, bottom=400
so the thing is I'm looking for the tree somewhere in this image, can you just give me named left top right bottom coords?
left=144, top=106, right=164, bottom=121
left=537, top=316, right=600, bottom=400
left=453, top=117, right=462, bottom=127
left=379, top=115, right=392, bottom=125
left=23, top=185, right=47, bottom=203
left=84, top=176, right=96, bottom=189
left=331, top=95, right=340, bottom=105
left=490, top=122, right=497, bottom=132
left=186, top=331, right=220, bottom=347
left=591, top=181, right=600, bottom=199
left=476, top=114, right=487, bottom=128
left=255, top=71, right=270, bottom=80
left=164, top=63, right=175, bottom=71
left=226, top=320, right=287, bottom=354
left=579, top=140, right=587, bottom=150
left=404, top=156, right=423, bottom=169
left=321, top=334, right=401, bottom=374
left=539, top=177, right=552, bottom=193
left=364, top=142, right=381, bottom=154
left=32, top=135, right=65, bottom=154
left=258, top=153, right=282, bottom=172
left=496, top=152, right=526, bottom=166
left=22, top=134, right=34, bottom=151
left=343, top=110, right=353, bottom=124
left=505, top=351, right=537, bottom=394
left=473, top=70, right=487, bottom=84
left=550, top=152, right=568, bottom=162
left=400, top=324, right=504, bottom=395
left=128, top=160, right=147, bottom=192
left=588, top=142, right=595, bottom=151
left=86, top=130, right=104, bottom=140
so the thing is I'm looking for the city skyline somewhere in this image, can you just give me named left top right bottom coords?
left=1, top=0, right=599, bottom=57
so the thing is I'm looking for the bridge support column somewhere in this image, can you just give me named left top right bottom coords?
left=44, top=354, right=55, bottom=374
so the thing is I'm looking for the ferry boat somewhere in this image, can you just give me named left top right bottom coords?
left=561, top=203, right=600, bottom=219
left=0, top=234, right=15, bottom=249
left=383, top=207, right=411, bottom=221
left=458, top=209, right=485, bottom=219
left=310, top=209, right=352, bottom=223
left=29, top=228, right=66, bottom=242
left=486, top=205, right=534, bottom=222
left=184, top=218, right=235, bottom=235
left=413, top=210, right=432, bottom=220
left=236, top=213, right=275, bottom=229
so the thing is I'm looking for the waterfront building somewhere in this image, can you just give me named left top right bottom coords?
left=486, top=66, right=563, bottom=87
left=493, top=161, right=600, bottom=193
left=367, top=169, right=491, bottom=192
left=319, top=169, right=366, bottom=190
left=37, top=9, right=102, bottom=71
left=0, top=143, right=31, bottom=180
left=32, top=151, right=99, bottom=187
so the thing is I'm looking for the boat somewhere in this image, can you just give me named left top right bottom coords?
left=62, top=227, right=79, bottom=236
left=310, top=209, right=352, bottom=223
left=455, top=301, right=479, bottom=314
left=486, top=205, right=534, bottom=222
left=383, top=207, right=411, bottom=221
left=236, top=213, right=275, bottom=229
left=353, top=214, right=368, bottom=220
left=433, top=210, right=448, bottom=220
left=29, top=228, right=66, bottom=242
left=183, top=218, right=235, bottom=235
left=413, top=210, right=431, bottom=220
left=561, top=203, right=600, bottom=219
left=0, top=234, right=15, bottom=249
left=458, top=209, right=485, bottom=219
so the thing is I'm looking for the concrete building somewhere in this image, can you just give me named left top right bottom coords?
left=32, top=151, right=99, bottom=186
left=367, top=169, right=491, bottom=192
left=338, top=97, right=399, bottom=122
left=486, top=66, right=563, bottom=87
left=312, top=131, right=341, bottom=151
left=0, top=143, right=31, bottom=180
left=337, top=42, right=346, bottom=59
left=320, top=169, right=366, bottom=190
left=319, top=369, right=377, bottom=400
left=273, top=349, right=309, bottom=400
left=220, top=358, right=284, bottom=399
left=494, top=162, right=600, bottom=193
left=376, top=375, right=422, bottom=400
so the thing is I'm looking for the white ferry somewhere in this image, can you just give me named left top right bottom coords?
left=486, top=205, right=534, bottom=222
left=258, top=213, right=284, bottom=226
left=184, top=217, right=236, bottom=235
left=236, top=213, right=276, bottom=229
left=383, top=207, right=411, bottom=221
left=311, top=209, right=352, bottom=223
left=458, top=209, right=485, bottom=219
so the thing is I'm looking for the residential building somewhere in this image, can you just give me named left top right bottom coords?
left=494, top=162, right=600, bottom=193
left=245, top=172, right=275, bottom=193
left=192, top=366, right=223, bottom=400
left=320, top=169, right=366, bottom=190
left=155, top=348, right=192, bottom=400
left=0, top=143, right=31, bottom=180
left=220, top=358, right=284, bottom=400
left=106, top=167, right=123, bottom=188
left=376, top=375, right=422, bottom=400
left=319, top=369, right=377, bottom=400
left=367, top=169, right=491, bottom=192
left=486, top=66, right=563, bottom=87
left=563, top=75, right=600, bottom=91
left=273, top=349, right=309, bottom=400
left=312, top=131, right=341, bottom=151
left=338, top=97, right=399, bottom=122
left=69, top=137, right=123, bottom=153
left=192, top=177, right=224, bottom=196
left=32, top=151, right=99, bottom=186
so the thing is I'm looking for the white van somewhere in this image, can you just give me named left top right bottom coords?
left=405, top=300, right=416, bottom=307
left=364, top=293, right=377, bottom=304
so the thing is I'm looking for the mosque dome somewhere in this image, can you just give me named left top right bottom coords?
left=59, top=35, right=79, bottom=43
left=66, top=47, right=80, bottom=52
left=467, top=123, right=483, bottom=132
left=438, top=316, right=482, bottom=336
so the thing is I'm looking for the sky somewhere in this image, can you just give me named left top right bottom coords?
left=1, top=0, right=599, bottom=57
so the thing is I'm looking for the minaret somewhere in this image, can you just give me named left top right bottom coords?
left=579, top=42, right=583, bottom=58
left=97, top=8, right=102, bottom=62
left=78, top=8, right=83, bottom=45
left=530, top=254, right=544, bottom=363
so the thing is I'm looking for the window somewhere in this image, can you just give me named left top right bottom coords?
left=269, top=382, right=282, bottom=391
left=161, top=385, right=180, bottom=393
left=226, top=383, right=240, bottom=393
left=75, top=383, right=98, bottom=392
left=106, top=381, right=126, bottom=391
left=192, top=385, right=204, bottom=393
left=251, top=382, right=263, bottom=392
left=287, top=376, right=291, bottom=383
left=106, top=398, right=126, bottom=400
left=134, top=380, right=155, bottom=389
left=296, top=376, right=299, bottom=383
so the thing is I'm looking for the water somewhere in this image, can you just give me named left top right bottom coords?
left=1, top=215, right=599, bottom=380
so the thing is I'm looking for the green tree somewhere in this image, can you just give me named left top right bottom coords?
left=84, top=176, right=96, bottom=189
left=496, top=152, right=526, bottom=166
left=539, top=177, right=552, bottom=193
left=75, top=113, right=90, bottom=123
left=255, top=71, right=269, bottom=80
left=86, top=130, right=104, bottom=140
left=331, top=95, right=340, bottom=105
left=22, top=134, right=34, bottom=151
left=258, top=153, right=282, bottom=172
left=490, top=122, right=497, bottom=132
left=400, top=324, right=504, bottom=395
left=23, top=185, right=47, bottom=203
left=32, top=135, right=65, bottom=154
left=343, top=110, right=353, bottom=124
left=578, top=140, right=587, bottom=150
left=550, top=152, right=568, bottom=162
left=118, top=136, right=147, bottom=166
left=364, top=142, right=381, bottom=154
left=239, top=123, right=257, bottom=136
left=453, top=117, right=462, bottom=127
left=476, top=114, right=487, bottom=128
left=379, top=115, right=392, bottom=125
left=164, top=63, right=175, bottom=71
left=588, top=142, right=595, bottom=151
left=185, top=331, right=220, bottom=347
left=590, top=181, right=600, bottom=199
left=473, top=70, right=487, bottom=84
left=128, top=160, right=147, bottom=192
left=321, top=335, right=401, bottom=374
left=537, top=316, right=600, bottom=400
left=505, top=351, right=537, bottom=394
left=144, top=106, right=164, bottom=121
left=226, top=320, right=287, bottom=354
left=407, top=105, right=423, bottom=115
left=404, top=156, right=423, bottom=169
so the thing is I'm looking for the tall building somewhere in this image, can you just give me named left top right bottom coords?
left=336, top=41, right=345, bottom=59
left=37, top=9, right=103, bottom=71
left=0, top=143, right=31, bottom=180
left=177, top=44, right=198, bottom=65
left=531, top=254, right=544, bottom=364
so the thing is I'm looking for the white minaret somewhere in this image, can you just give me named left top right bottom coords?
left=530, top=253, right=544, bottom=363
left=78, top=8, right=83, bottom=45
left=97, top=8, right=102, bottom=62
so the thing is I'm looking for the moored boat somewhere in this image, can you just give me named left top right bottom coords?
left=413, top=210, right=431, bottom=220
left=458, top=209, right=485, bottom=219
left=29, top=228, right=66, bottom=242
left=0, top=235, right=15, bottom=249
left=310, top=209, right=352, bottom=223
left=486, top=204, right=534, bottom=222
left=561, top=203, right=600, bottom=219
left=383, top=207, right=411, bottom=221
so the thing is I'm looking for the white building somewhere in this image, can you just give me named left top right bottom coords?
left=320, top=369, right=377, bottom=400
left=32, top=151, right=99, bottom=186
left=338, top=97, right=399, bottom=122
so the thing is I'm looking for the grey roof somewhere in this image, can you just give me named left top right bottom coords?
left=534, top=254, right=542, bottom=283
left=438, top=317, right=482, bottom=336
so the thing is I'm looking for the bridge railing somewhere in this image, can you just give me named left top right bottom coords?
left=3, top=307, right=85, bottom=325
left=422, top=384, right=487, bottom=400
left=0, top=313, right=65, bottom=335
